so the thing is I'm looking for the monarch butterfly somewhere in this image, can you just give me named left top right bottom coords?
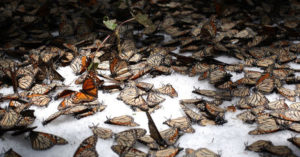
left=114, top=71, right=133, bottom=81
left=277, top=49, right=296, bottom=64
left=129, top=65, right=152, bottom=80
left=29, top=84, right=54, bottom=95
left=61, top=52, right=74, bottom=65
left=74, top=135, right=98, bottom=157
left=185, top=148, right=220, bottom=157
left=42, top=110, right=64, bottom=125
left=171, top=65, right=188, bottom=75
left=251, top=106, right=265, bottom=116
left=63, top=43, right=78, bottom=54
left=256, top=57, right=275, bottom=67
left=273, top=69, right=293, bottom=80
left=9, top=100, right=30, bottom=113
left=227, top=105, right=236, bottom=112
left=72, top=92, right=96, bottom=104
left=192, top=89, right=216, bottom=97
left=89, top=125, right=113, bottom=139
left=245, top=140, right=272, bottom=152
left=17, top=114, right=35, bottom=127
left=286, top=76, right=300, bottom=84
left=216, top=81, right=234, bottom=89
left=288, top=137, right=300, bottom=148
left=147, top=53, right=164, bottom=67
left=244, top=58, right=256, bottom=66
left=256, top=78, right=274, bottom=93
left=129, top=53, right=143, bottom=63
left=265, top=99, right=288, bottom=110
left=244, top=70, right=262, bottom=80
left=138, top=135, right=160, bottom=150
left=129, top=61, right=148, bottom=72
left=201, top=16, right=216, bottom=38
left=118, top=87, right=143, bottom=101
left=58, top=98, right=76, bottom=110
left=18, top=75, right=34, bottom=90
left=276, top=110, right=300, bottom=122
left=160, top=127, right=180, bottom=145
left=70, top=56, right=89, bottom=75
left=0, top=108, right=4, bottom=117
left=289, top=102, right=300, bottom=110
left=205, top=102, right=225, bottom=118
left=119, top=40, right=136, bottom=61
left=235, top=77, right=257, bottom=86
left=47, top=67, right=65, bottom=82
left=81, top=75, right=98, bottom=98
left=115, top=128, right=146, bottom=147
left=29, top=131, right=68, bottom=150
left=87, top=71, right=104, bottom=87
left=246, top=91, right=269, bottom=107
left=148, top=147, right=183, bottom=157
left=40, top=52, right=57, bottom=64
left=236, top=98, right=251, bottom=109
left=74, top=105, right=106, bottom=119
left=75, top=72, right=88, bottom=84
left=225, top=64, right=244, bottom=73
left=54, top=89, right=76, bottom=100
left=111, top=145, right=147, bottom=157
left=110, top=56, right=129, bottom=77
left=193, top=89, right=231, bottom=101
left=118, top=87, right=148, bottom=110
left=127, top=96, right=149, bottom=111
left=248, top=41, right=267, bottom=54
left=97, top=60, right=110, bottom=70
left=146, top=111, right=168, bottom=147
left=104, top=115, right=139, bottom=127
left=3, top=148, right=21, bottom=157
left=180, top=104, right=203, bottom=122
left=198, top=71, right=210, bottom=81
left=288, top=123, right=300, bottom=133
left=27, top=94, right=51, bottom=107
left=205, top=102, right=227, bottom=125
left=209, top=68, right=232, bottom=85
left=264, top=144, right=295, bottom=156
left=231, top=87, right=250, bottom=97
left=0, top=109, right=19, bottom=129
left=248, top=115, right=280, bottom=135
left=180, top=99, right=204, bottom=105
left=153, top=84, right=178, bottom=98
left=16, top=65, right=38, bottom=77
left=277, top=87, right=296, bottom=102
left=236, top=111, right=256, bottom=124
left=163, top=116, right=195, bottom=133
left=100, top=84, right=122, bottom=93
left=147, top=92, right=166, bottom=107
left=152, top=65, right=172, bottom=75
left=63, top=105, right=97, bottom=116
left=256, top=72, right=271, bottom=86
left=136, top=82, right=154, bottom=92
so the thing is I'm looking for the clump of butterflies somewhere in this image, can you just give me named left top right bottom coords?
left=1, top=0, right=300, bottom=156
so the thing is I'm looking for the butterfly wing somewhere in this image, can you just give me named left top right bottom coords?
left=74, top=135, right=98, bottom=157
left=29, top=131, right=68, bottom=150
left=146, top=112, right=168, bottom=147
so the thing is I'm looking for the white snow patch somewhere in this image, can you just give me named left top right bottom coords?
left=1, top=56, right=300, bottom=157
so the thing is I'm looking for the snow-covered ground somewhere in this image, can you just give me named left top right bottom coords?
left=1, top=53, right=300, bottom=157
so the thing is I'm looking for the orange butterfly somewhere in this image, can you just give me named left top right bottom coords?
left=72, top=92, right=96, bottom=104
left=54, top=90, right=76, bottom=100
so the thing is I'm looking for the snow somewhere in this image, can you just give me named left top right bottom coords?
left=1, top=57, right=300, bottom=157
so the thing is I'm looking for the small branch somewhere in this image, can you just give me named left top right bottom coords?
left=96, top=17, right=135, bottom=52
